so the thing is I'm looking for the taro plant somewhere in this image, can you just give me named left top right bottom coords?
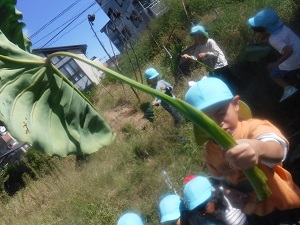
left=0, top=0, right=116, bottom=156
left=0, top=0, right=271, bottom=200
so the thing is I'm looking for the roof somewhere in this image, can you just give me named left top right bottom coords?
left=32, top=44, right=88, bottom=55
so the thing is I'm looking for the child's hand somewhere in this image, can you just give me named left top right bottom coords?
left=181, top=54, right=197, bottom=60
left=198, top=52, right=207, bottom=59
left=224, top=139, right=260, bottom=170
left=152, top=101, right=159, bottom=106
left=224, top=188, right=249, bottom=210
left=267, top=62, right=277, bottom=71
left=181, top=54, right=190, bottom=59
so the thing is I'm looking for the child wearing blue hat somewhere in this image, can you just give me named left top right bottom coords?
left=248, top=8, right=300, bottom=102
left=183, top=175, right=248, bottom=225
left=181, top=25, right=241, bottom=94
left=184, top=77, right=300, bottom=225
left=159, top=194, right=182, bottom=225
left=144, top=67, right=182, bottom=126
left=117, top=212, right=144, bottom=225
left=181, top=176, right=227, bottom=225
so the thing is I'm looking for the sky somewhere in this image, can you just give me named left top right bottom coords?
left=16, top=0, right=119, bottom=62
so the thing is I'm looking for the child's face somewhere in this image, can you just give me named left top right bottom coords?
left=192, top=35, right=206, bottom=45
left=205, top=201, right=216, bottom=215
left=202, top=96, right=240, bottom=136
left=147, top=78, right=157, bottom=86
left=251, top=26, right=270, bottom=39
left=255, top=31, right=270, bottom=40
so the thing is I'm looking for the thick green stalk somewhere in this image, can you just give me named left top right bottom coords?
left=186, top=55, right=215, bottom=73
left=48, top=52, right=272, bottom=201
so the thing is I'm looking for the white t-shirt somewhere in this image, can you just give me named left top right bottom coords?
left=269, top=25, right=300, bottom=70
left=194, top=38, right=228, bottom=70
left=214, top=186, right=248, bottom=225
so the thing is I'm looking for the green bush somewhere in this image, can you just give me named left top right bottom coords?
left=0, top=148, right=56, bottom=199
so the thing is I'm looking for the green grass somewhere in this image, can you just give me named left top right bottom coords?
left=0, top=0, right=299, bottom=224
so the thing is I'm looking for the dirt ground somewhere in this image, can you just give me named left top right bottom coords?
left=102, top=102, right=150, bottom=139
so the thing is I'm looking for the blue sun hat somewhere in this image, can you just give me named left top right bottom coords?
left=117, top=212, right=144, bottom=225
left=185, top=77, right=252, bottom=118
left=185, top=77, right=233, bottom=110
left=145, top=68, right=159, bottom=80
left=190, top=25, right=209, bottom=39
left=184, top=77, right=251, bottom=145
left=248, top=8, right=283, bottom=35
left=183, top=176, right=212, bottom=210
left=159, top=194, right=181, bottom=223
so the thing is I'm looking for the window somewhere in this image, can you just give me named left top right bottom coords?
left=79, top=72, right=84, bottom=78
left=57, top=58, right=88, bottom=89
left=65, top=64, right=75, bottom=76
left=59, top=67, right=71, bottom=79
left=139, top=0, right=152, bottom=7
left=122, top=26, right=132, bottom=38
left=129, top=10, right=142, bottom=27
left=50, top=56, right=60, bottom=65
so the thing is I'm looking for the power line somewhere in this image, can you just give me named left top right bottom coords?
left=32, top=15, right=74, bottom=46
left=36, top=2, right=97, bottom=52
left=32, top=0, right=96, bottom=47
left=33, top=6, right=99, bottom=47
left=48, top=8, right=101, bottom=47
left=29, top=0, right=83, bottom=39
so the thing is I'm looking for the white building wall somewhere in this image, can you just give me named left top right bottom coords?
left=32, top=47, right=104, bottom=90
left=73, top=55, right=103, bottom=84
left=63, top=49, right=102, bottom=85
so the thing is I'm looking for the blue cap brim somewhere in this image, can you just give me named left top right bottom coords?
left=248, top=17, right=255, bottom=27
left=160, top=212, right=180, bottom=223
left=188, top=190, right=211, bottom=210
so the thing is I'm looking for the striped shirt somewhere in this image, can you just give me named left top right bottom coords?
left=214, top=186, right=248, bottom=225
left=193, top=38, right=228, bottom=70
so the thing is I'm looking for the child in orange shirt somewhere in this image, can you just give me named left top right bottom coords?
left=184, top=77, right=300, bottom=225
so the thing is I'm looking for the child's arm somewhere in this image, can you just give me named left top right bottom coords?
left=160, top=80, right=174, bottom=97
left=224, top=139, right=285, bottom=171
left=198, top=39, right=220, bottom=59
left=181, top=54, right=197, bottom=60
left=267, top=45, right=293, bottom=71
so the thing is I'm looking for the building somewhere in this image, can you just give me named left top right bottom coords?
left=97, top=0, right=168, bottom=52
left=0, top=125, right=31, bottom=170
left=32, top=45, right=104, bottom=92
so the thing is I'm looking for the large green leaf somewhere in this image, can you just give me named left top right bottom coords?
left=0, top=31, right=115, bottom=156
left=0, top=0, right=31, bottom=52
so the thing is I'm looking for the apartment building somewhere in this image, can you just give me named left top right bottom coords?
left=32, top=45, right=104, bottom=91
left=97, top=0, right=168, bottom=52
